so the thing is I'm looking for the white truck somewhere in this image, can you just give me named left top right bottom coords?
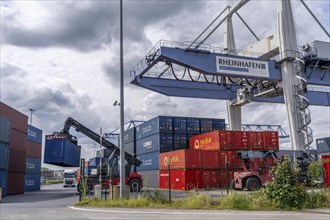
left=63, top=170, right=76, bottom=187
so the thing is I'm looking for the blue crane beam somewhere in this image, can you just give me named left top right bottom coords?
left=131, top=77, right=330, bottom=106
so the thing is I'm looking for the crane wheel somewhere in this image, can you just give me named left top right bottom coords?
left=246, top=177, right=261, bottom=191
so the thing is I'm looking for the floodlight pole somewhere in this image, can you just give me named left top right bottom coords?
left=119, top=0, right=125, bottom=199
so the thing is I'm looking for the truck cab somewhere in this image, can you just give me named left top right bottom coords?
left=63, top=170, right=77, bottom=187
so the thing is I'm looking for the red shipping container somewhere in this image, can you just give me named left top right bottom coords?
left=219, top=170, right=235, bottom=188
left=159, top=149, right=202, bottom=170
left=10, top=128, right=27, bottom=153
left=0, top=102, right=28, bottom=133
left=202, top=150, right=219, bottom=169
left=263, top=131, right=279, bottom=150
left=203, top=170, right=219, bottom=189
left=159, top=169, right=203, bottom=190
left=6, top=172, right=24, bottom=195
left=219, top=151, right=243, bottom=169
left=26, top=140, right=42, bottom=159
left=322, top=155, right=330, bottom=188
left=234, top=131, right=250, bottom=150
left=189, top=130, right=235, bottom=150
left=8, top=150, right=26, bottom=173
left=249, top=131, right=264, bottom=150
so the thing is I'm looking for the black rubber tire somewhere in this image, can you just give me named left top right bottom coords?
left=246, top=177, right=261, bottom=191
left=129, top=179, right=142, bottom=192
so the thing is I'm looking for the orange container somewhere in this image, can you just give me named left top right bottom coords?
left=189, top=130, right=235, bottom=150
left=159, top=149, right=202, bottom=170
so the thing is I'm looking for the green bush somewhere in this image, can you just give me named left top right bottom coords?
left=304, top=190, right=330, bottom=209
left=263, top=157, right=308, bottom=210
left=307, top=161, right=323, bottom=187
left=174, top=193, right=212, bottom=209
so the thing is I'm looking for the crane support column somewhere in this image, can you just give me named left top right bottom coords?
left=224, top=13, right=242, bottom=131
left=277, top=0, right=304, bottom=151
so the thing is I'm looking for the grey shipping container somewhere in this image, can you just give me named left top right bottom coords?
left=136, top=152, right=159, bottom=171
left=0, top=142, right=9, bottom=170
left=136, top=116, right=173, bottom=140
left=25, top=157, right=41, bottom=174
left=27, top=125, right=43, bottom=144
left=316, top=137, right=330, bottom=153
left=8, top=150, right=26, bottom=173
left=0, top=102, right=28, bottom=133
left=44, top=135, right=81, bottom=167
left=138, top=170, right=159, bottom=188
left=0, top=115, right=11, bottom=143
left=124, top=127, right=135, bottom=144
left=136, top=133, right=173, bottom=155
left=0, top=169, right=7, bottom=197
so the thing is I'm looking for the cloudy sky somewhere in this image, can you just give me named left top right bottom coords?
left=1, top=0, right=329, bottom=169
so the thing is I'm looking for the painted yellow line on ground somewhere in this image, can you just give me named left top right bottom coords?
left=68, top=206, right=302, bottom=216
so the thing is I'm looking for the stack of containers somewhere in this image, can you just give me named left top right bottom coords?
left=1, top=102, right=28, bottom=195
left=159, top=149, right=203, bottom=190
left=322, top=155, right=330, bottom=188
left=189, top=130, right=280, bottom=188
left=135, top=116, right=173, bottom=188
left=0, top=115, right=11, bottom=197
left=24, top=125, right=42, bottom=192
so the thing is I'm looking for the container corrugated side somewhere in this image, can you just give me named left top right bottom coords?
left=212, top=119, right=226, bottom=131
left=25, top=157, right=41, bottom=174
left=0, top=142, right=9, bottom=170
left=316, top=137, right=330, bottom=153
left=0, top=102, right=28, bottom=133
left=203, top=170, right=219, bottom=189
left=24, top=173, right=41, bottom=191
left=136, top=133, right=173, bottom=155
left=234, top=131, right=250, bottom=150
left=7, top=172, right=24, bottom=195
left=173, top=117, right=187, bottom=134
left=124, top=127, right=135, bottom=144
left=8, top=150, right=26, bottom=173
left=124, top=142, right=135, bottom=156
left=202, top=150, right=219, bottom=169
left=136, top=152, right=159, bottom=171
left=186, top=117, right=200, bottom=134
left=159, top=169, right=203, bottom=190
left=200, top=118, right=213, bottom=133
left=96, top=148, right=112, bottom=158
left=27, top=125, right=42, bottom=144
left=26, top=140, right=42, bottom=159
left=0, top=169, right=7, bottom=197
left=173, top=134, right=188, bottom=150
left=137, top=170, right=159, bottom=188
left=9, top=128, right=27, bottom=153
left=136, top=116, right=173, bottom=140
left=189, top=130, right=220, bottom=150
left=263, top=131, right=279, bottom=150
left=159, top=149, right=202, bottom=170
left=0, top=115, right=11, bottom=143
left=44, top=136, right=81, bottom=167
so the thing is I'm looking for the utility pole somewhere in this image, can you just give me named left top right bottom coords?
left=119, top=0, right=125, bottom=199
left=29, top=108, right=35, bottom=125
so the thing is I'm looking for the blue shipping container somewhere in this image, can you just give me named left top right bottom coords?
left=173, top=134, right=188, bottom=150
left=89, top=157, right=107, bottom=167
left=124, top=127, right=135, bottom=144
left=0, top=169, right=7, bottom=197
left=136, top=116, right=173, bottom=140
left=125, top=142, right=135, bottom=156
left=186, top=117, right=200, bottom=134
left=24, top=174, right=41, bottom=192
left=316, top=137, right=330, bottom=153
left=136, top=133, right=173, bottom=155
left=25, top=157, right=41, bottom=174
left=200, top=118, right=213, bottom=133
left=212, top=119, right=226, bottom=131
left=0, top=142, right=9, bottom=170
left=27, top=125, right=43, bottom=144
left=136, top=152, right=159, bottom=171
left=173, top=117, right=187, bottom=134
left=0, top=115, right=11, bottom=143
left=44, top=135, right=81, bottom=167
